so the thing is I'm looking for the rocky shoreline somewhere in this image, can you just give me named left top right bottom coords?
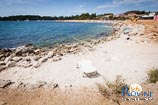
left=1, top=20, right=157, bottom=90
left=0, top=22, right=119, bottom=73
left=0, top=20, right=148, bottom=72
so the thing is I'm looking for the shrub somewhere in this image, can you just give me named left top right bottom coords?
left=147, top=68, right=158, bottom=83
left=97, top=75, right=126, bottom=96
left=96, top=75, right=126, bottom=105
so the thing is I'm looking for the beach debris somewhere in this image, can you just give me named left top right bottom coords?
left=53, top=83, right=59, bottom=89
left=126, top=37, right=130, bottom=40
left=77, top=59, right=97, bottom=77
left=0, top=80, right=13, bottom=88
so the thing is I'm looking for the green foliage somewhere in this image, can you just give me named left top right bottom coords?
left=0, top=13, right=97, bottom=21
left=147, top=68, right=158, bottom=83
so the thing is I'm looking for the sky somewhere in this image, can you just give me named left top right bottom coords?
left=0, top=0, right=158, bottom=16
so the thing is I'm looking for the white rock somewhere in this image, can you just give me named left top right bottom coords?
left=4, top=55, right=13, bottom=64
left=16, top=60, right=32, bottom=68
left=47, top=51, right=54, bottom=58
left=6, top=61, right=16, bottom=67
left=33, top=62, right=40, bottom=68
left=39, top=56, right=48, bottom=63
left=12, top=57, right=22, bottom=62
left=77, top=59, right=97, bottom=74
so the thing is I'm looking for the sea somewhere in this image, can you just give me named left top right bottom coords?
left=0, top=21, right=113, bottom=48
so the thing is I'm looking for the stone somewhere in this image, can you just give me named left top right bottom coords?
left=15, top=46, right=34, bottom=56
left=6, top=61, right=16, bottom=67
left=39, top=56, right=48, bottom=63
left=34, top=49, right=41, bottom=55
left=33, top=56, right=41, bottom=61
left=0, top=54, right=4, bottom=60
left=16, top=60, right=32, bottom=68
left=0, top=66, right=6, bottom=72
left=11, top=57, right=22, bottom=62
left=4, top=55, right=13, bottom=64
left=0, top=48, right=12, bottom=55
left=25, top=43, right=33, bottom=47
left=24, top=57, right=31, bottom=62
left=0, top=61, right=5, bottom=66
left=15, top=46, right=25, bottom=56
left=46, top=51, right=54, bottom=58
left=33, top=62, right=40, bottom=68
left=52, top=57, right=62, bottom=62
left=0, top=80, right=13, bottom=88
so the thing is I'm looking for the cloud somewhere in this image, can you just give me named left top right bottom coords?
left=95, top=0, right=158, bottom=10
left=0, top=0, right=45, bottom=6
left=72, top=4, right=87, bottom=14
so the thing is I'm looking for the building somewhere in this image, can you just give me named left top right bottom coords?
left=141, top=13, right=155, bottom=19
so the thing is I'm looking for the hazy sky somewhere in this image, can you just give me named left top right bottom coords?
left=0, top=0, right=158, bottom=16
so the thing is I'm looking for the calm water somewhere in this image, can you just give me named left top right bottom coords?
left=0, top=21, right=112, bottom=48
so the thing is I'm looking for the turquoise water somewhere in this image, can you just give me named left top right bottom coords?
left=0, top=21, right=112, bottom=48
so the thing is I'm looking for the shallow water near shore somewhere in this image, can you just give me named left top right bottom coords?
left=0, top=21, right=112, bottom=48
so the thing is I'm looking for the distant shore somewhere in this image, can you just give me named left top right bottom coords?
left=56, top=19, right=116, bottom=23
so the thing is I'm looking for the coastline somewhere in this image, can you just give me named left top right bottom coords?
left=0, top=20, right=117, bottom=71
left=0, top=20, right=158, bottom=84
left=0, top=20, right=158, bottom=105
left=56, top=19, right=117, bottom=24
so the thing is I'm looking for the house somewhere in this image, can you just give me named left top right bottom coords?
left=141, top=13, right=155, bottom=19
left=97, top=13, right=113, bottom=20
